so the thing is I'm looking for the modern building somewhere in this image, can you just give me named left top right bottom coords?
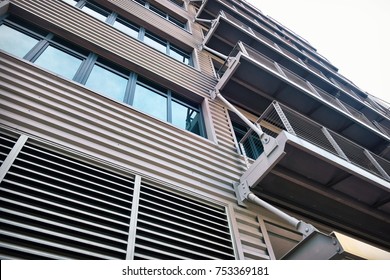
left=0, top=0, right=389, bottom=260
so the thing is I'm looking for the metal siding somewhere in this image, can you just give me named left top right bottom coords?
left=1, top=0, right=273, bottom=260
left=9, top=0, right=215, bottom=97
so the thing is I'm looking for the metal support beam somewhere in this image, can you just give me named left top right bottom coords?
left=201, top=45, right=228, bottom=60
left=0, top=134, right=28, bottom=182
left=234, top=181, right=317, bottom=238
left=194, top=18, right=214, bottom=23
left=212, top=90, right=278, bottom=156
left=126, top=175, right=142, bottom=260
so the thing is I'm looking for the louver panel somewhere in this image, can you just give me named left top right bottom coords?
left=134, top=183, right=235, bottom=260
left=0, top=141, right=134, bottom=259
left=0, top=131, right=18, bottom=166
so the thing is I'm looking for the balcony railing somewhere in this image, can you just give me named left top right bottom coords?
left=215, top=12, right=379, bottom=109
left=239, top=101, right=390, bottom=181
left=218, top=42, right=390, bottom=134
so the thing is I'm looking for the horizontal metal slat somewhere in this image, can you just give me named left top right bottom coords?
left=16, top=154, right=134, bottom=199
left=0, top=230, right=120, bottom=260
left=0, top=197, right=129, bottom=236
left=135, top=235, right=220, bottom=260
left=0, top=242, right=68, bottom=260
left=134, top=244, right=192, bottom=260
left=138, top=218, right=234, bottom=251
left=137, top=212, right=231, bottom=243
left=9, top=165, right=132, bottom=212
left=3, top=175, right=130, bottom=219
left=138, top=204, right=230, bottom=237
left=1, top=208, right=127, bottom=245
left=20, top=145, right=134, bottom=192
left=141, top=184, right=225, bottom=214
left=140, top=197, right=228, bottom=228
left=142, top=190, right=226, bottom=223
left=137, top=226, right=234, bottom=258
left=0, top=188, right=129, bottom=228
left=1, top=219, right=126, bottom=255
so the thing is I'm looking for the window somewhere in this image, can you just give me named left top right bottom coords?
left=168, top=0, right=184, bottom=8
left=133, top=82, right=168, bottom=121
left=231, top=120, right=263, bottom=160
left=0, top=17, right=204, bottom=137
left=143, top=31, right=167, bottom=53
left=61, top=0, right=193, bottom=66
left=80, top=2, right=110, bottom=21
left=85, top=62, right=129, bottom=102
left=34, top=45, right=83, bottom=80
left=0, top=24, right=40, bottom=58
left=113, top=17, right=139, bottom=38
left=134, top=0, right=187, bottom=30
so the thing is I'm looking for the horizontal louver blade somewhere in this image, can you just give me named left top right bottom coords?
left=135, top=182, right=235, bottom=260
left=0, top=140, right=134, bottom=259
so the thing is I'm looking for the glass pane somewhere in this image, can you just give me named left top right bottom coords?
left=168, top=16, right=186, bottom=29
left=133, top=84, right=167, bottom=121
left=85, top=64, right=128, bottom=101
left=144, top=33, right=167, bottom=53
left=34, top=45, right=82, bottom=80
left=170, top=47, right=190, bottom=65
left=62, top=0, right=78, bottom=5
left=113, top=19, right=139, bottom=38
left=150, top=5, right=167, bottom=18
left=0, top=25, right=39, bottom=58
left=172, top=101, right=201, bottom=135
left=81, top=3, right=109, bottom=21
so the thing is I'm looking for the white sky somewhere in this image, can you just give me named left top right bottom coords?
left=244, top=0, right=390, bottom=104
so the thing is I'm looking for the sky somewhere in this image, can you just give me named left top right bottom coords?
left=244, top=0, right=390, bottom=104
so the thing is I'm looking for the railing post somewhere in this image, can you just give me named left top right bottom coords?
left=272, top=102, right=296, bottom=135
left=363, top=150, right=390, bottom=180
left=239, top=142, right=250, bottom=169
left=321, top=127, right=350, bottom=161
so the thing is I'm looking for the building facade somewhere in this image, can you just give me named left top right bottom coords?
left=0, top=0, right=389, bottom=259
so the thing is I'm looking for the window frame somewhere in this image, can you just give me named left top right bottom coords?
left=0, top=15, right=204, bottom=137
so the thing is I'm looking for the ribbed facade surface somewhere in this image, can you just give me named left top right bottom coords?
left=0, top=0, right=389, bottom=259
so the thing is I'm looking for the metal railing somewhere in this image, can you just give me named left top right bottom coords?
left=234, top=42, right=389, bottom=134
left=238, top=101, right=390, bottom=182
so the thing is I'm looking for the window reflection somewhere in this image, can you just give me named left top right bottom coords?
left=144, top=32, right=167, bottom=53
left=0, top=25, right=39, bottom=58
left=34, top=46, right=82, bottom=80
left=81, top=3, right=109, bottom=21
left=85, top=64, right=128, bottom=101
left=113, top=18, right=139, bottom=38
left=172, top=101, right=200, bottom=134
left=133, top=84, right=167, bottom=121
left=170, top=47, right=190, bottom=64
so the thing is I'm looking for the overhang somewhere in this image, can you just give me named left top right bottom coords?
left=240, top=130, right=390, bottom=249
left=215, top=43, right=390, bottom=157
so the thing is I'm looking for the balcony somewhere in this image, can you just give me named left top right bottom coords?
left=215, top=42, right=390, bottom=159
left=237, top=101, right=390, bottom=248
left=204, top=13, right=390, bottom=124
left=196, top=0, right=336, bottom=71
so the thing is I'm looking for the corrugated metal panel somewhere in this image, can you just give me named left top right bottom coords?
left=234, top=206, right=270, bottom=260
left=9, top=0, right=216, bottom=97
left=1, top=1, right=277, bottom=259
left=0, top=53, right=242, bottom=201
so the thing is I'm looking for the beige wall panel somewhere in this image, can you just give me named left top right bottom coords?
left=10, top=0, right=216, bottom=98
left=0, top=54, right=245, bottom=200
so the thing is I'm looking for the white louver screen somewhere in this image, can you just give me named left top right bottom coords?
left=0, top=140, right=134, bottom=259
left=0, top=129, right=236, bottom=260
left=135, top=182, right=235, bottom=260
